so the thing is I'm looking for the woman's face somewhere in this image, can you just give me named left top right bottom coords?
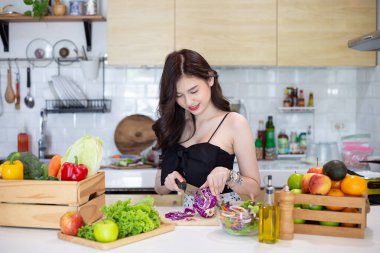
left=175, top=75, right=213, bottom=116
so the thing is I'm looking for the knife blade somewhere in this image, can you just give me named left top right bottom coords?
left=175, top=179, right=200, bottom=195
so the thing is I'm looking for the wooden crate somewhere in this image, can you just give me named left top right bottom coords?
left=0, top=172, right=105, bottom=229
left=276, top=192, right=367, bottom=238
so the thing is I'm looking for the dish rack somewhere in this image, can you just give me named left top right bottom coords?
left=46, top=57, right=111, bottom=114
left=45, top=99, right=111, bottom=113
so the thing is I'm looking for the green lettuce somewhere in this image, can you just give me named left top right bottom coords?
left=101, top=196, right=161, bottom=238
left=62, top=134, right=103, bottom=176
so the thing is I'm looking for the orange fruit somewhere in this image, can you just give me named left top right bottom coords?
left=340, top=175, right=367, bottom=196
left=325, top=189, right=345, bottom=211
left=331, top=180, right=342, bottom=189
left=340, top=207, right=359, bottom=227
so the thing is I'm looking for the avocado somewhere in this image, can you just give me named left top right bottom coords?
left=323, top=160, right=347, bottom=181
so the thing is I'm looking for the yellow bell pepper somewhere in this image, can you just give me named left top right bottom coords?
left=1, top=153, right=24, bottom=180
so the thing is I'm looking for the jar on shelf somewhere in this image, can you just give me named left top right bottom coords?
left=278, top=130, right=289, bottom=154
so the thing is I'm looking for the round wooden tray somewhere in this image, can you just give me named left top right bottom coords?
left=114, top=114, right=156, bottom=155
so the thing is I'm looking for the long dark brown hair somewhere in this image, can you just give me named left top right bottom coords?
left=152, top=49, right=230, bottom=151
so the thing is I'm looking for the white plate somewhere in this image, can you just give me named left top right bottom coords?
left=26, top=38, right=53, bottom=67
left=53, top=39, right=78, bottom=66
left=51, top=75, right=88, bottom=107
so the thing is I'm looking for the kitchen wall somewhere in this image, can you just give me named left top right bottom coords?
left=0, top=0, right=378, bottom=158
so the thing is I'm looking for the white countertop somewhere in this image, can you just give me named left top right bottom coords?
left=103, top=160, right=380, bottom=189
left=1, top=204, right=379, bottom=253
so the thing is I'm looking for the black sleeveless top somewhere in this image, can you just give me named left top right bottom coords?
left=160, top=113, right=235, bottom=194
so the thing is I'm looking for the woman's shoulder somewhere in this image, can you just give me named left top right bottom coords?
left=225, top=112, right=249, bottom=127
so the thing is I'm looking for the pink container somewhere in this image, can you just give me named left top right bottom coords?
left=342, top=145, right=374, bottom=169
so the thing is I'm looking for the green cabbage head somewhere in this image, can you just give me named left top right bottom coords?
left=62, top=134, right=103, bottom=176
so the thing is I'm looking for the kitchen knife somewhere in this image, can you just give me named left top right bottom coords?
left=175, top=179, right=200, bottom=195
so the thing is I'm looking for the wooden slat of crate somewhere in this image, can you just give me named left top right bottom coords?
left=293, top=208, right=364, bottom=224
left=294, top=194, right=365, bottom=208
left=275, top=192, right=367, bottom=238
left=294, top=223, right=364, bottom=238
left=0, top=172, right=105, bottom=206
left=0, top=194, right=105, bottom=229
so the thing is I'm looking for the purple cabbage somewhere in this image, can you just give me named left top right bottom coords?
left=193, top=187, right=217, bottom=218
left=165, top=208, right=195, bottom=221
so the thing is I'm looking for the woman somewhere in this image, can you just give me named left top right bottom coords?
left=153, top=49, right=260, bottom=207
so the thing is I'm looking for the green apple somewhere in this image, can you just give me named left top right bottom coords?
left=309, top=204, right=323, bottom=210
left=293, top=207, right=306, bottom=224
left=301, top=204, right=323, bottom=210
left=319, top=221, right=340, bottom=226
left=93, top=219, right=119, bottom=242
left=287, top=173, right=304, bottom=190
left=290, top=189, right=302, bottom=207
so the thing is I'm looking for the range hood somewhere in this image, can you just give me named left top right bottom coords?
left=348, top=31, right=380, bottom=51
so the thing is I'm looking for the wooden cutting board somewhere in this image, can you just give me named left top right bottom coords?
left=100, top=164, right=153, bottom=170
left=159, top=206, right=219, bottom=226
left=114, top=114, right=156, bottom=155
left=57, top=222, right=174, bottom=250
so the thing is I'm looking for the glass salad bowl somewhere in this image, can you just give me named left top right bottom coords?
left=217, top=201, right=259, bottom=236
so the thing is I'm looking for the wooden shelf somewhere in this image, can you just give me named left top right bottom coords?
left=0, top=15, right=106, bottom=52
left=0, top=15, right=105, bottom=22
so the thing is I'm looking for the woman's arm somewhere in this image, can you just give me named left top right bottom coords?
left=154, top=169, right=186, bottom=195
left=229, top=113, right=261, bottom=199
left=154, top=169, right=171, bottom=194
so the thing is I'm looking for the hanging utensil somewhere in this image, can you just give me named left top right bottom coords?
left=0, top=69, right=4, bottom=116
left=82, top=45, right=88, bottom=60
left=5, top=59, right=15, bottom=103
left=15, top=59, right=20, bottom=110
left=24, top=67, right=35, bottom=108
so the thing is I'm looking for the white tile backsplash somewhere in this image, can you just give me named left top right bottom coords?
left=1, top=63, right=379, bottom=157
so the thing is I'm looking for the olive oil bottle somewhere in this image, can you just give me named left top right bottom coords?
left=259, top=175, right=279, bottom=244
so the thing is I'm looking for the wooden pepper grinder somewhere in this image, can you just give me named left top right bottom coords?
left=279, top=186, right=295, bottom=240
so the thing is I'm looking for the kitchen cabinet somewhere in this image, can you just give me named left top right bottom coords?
left=175, top=0, right=277, bottom=66
left=107, top=0, right=376, bottom=67
left=107, top=0, right=175, bottom=65
left=277, top=0, right=376, bottom=67
left=107, top=0, right=276, bottom=66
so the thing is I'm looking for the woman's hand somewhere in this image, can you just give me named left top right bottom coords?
left=201, top=166, right=230, bottom=200
left=164, top=171, right=185, bottom=192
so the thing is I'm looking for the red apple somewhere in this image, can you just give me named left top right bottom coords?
left=60, top=211, right=85, bottom=236
left=301, top=173, right=315, bottom=193
left=307, top=167, right=323, bottom=174
left=308, top=174, right=332, bottom=195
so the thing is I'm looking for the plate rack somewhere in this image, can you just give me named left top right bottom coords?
left=45, top=99, right=111, bottom=113
left=0, top=56, right=111, bottom=114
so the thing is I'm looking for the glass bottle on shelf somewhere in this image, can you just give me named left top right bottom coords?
left=283, top=88, right=291, bottom=107
left=299, top=132, right=307, bottom=154
left=289, top=131, right=299, bottom=154
left=297, top=89, right=305, bottom=107
left=265, top=116, right=276, bottom=160
left=307, top=92, right=314, bottom=107
left=258, top=119, right=266, bottom=148
left=292, top=87, right=298, bottom=107
left=255, top=138, right=264, bottom=160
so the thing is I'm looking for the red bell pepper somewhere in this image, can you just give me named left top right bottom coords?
left=61, top=156, right=88, bottom=181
